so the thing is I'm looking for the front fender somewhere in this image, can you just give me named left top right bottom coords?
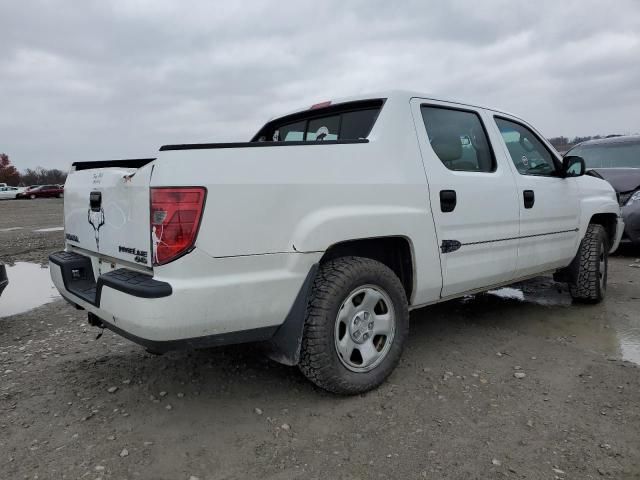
left=577, top=175, right=622, bottom=249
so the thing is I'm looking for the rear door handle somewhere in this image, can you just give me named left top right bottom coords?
left=440, top=190, right=457, bottom=213
left=523, top=190, right=535, bottom=209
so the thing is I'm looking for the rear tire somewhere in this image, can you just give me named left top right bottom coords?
left=569, top=224, right=609, bottom=303
left=298, top=256, right=409, bottom=395
left=30, top=194, right=36, bottom=199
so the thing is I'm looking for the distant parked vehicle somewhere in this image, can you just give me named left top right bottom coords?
left=0, top=186, right=24, bottom=200
left=17, top=185, right=64, bottom=199
left=567, top=135, right=640, bottom=247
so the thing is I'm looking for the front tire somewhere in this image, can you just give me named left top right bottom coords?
left=569, top=224, right=609, bottom=303
left=298, top=256, right=409, bottom=394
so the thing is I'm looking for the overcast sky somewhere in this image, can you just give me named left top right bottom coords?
left=1, top=0, right=639, bottom=170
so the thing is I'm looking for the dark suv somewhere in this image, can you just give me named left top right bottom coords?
left=567, top=136, right=640, bottom=246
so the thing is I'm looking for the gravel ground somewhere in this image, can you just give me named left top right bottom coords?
left=1, top=199, right=640, bottom=479
left=0, top=198, right=64, bottom=264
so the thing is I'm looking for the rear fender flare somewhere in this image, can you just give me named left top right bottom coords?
left=290, top=205, right=425, bottom=253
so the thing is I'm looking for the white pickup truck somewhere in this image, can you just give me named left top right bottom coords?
left=50, top=91, right=623, bottom=394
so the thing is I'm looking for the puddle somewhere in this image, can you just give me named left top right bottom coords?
left=490, top=278, right=575, bottom=308
left=487, top=287, right=525, bottom=301
left=32, top=227, right=64, bottom=232
left=0, top=262, right=60, bottom=318
left=619, top=328, right=640, bottom=365
left=419, top=276, right=640, bottom=366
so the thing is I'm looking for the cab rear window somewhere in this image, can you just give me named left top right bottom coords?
left=252, top=99, right=384, bottom=142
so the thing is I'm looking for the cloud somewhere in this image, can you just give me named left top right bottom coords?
left=1, top=0, right=639, bottom=170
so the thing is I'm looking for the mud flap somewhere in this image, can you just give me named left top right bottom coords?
left=261, top=263, right=319, bottom=366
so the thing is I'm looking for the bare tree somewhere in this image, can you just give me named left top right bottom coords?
left=20, top=167, right=67, bottom=186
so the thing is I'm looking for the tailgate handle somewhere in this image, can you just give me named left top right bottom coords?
left=89, top=191, right=102, bottom=212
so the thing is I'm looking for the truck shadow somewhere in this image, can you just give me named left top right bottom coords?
left=55, top=255, right=638, bottom=408
left=27, top=264, right=632, bottom=477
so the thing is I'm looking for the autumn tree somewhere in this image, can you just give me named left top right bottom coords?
left=0, top=153, right=20, bottom=186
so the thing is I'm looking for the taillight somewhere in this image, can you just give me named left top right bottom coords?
left=150, top=187, right=206, bottom=265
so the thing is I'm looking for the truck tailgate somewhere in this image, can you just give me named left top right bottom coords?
left=64, top=161, right=155, bottom=267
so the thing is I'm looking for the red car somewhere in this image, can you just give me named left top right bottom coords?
left=17, top=184, right=64, bottom=199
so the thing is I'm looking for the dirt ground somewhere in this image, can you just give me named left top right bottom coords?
left=1, top=199, right=640, bottom=480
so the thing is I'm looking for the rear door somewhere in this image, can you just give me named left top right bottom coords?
left=63, top=161, right=155, bottom=267
left=411, top=99, right=520, bottom=297
left=491, top=116, right=581, bottom=276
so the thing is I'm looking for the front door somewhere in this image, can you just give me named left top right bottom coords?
left=411, top=99, right=520, bottom=298
left=491, top=116, right=581, bottom=276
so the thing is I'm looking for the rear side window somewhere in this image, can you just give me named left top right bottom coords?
left=340, top=110, right=380, bottom=139
left=420, top=106, right=496, bottom=172
left=307, top=115, right=340, bottom=141
left=278, top=120, right=306, bottom=141
left=253, top=100, right=383, bottom=143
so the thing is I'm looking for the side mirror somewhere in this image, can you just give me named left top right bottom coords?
left=562, top=155, right=585, bottom=178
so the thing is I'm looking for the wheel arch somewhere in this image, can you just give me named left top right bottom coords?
left=319, top=236, right=415, bottom=304
left=264, top=235, right=417, bottom=368
left=588, top=212, right=618, bottom=248
left=576, top=176, right=621, bottom=252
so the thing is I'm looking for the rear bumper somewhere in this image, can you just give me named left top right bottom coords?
left=49, top=248, right=321, bottom=352
left=50, top=251, right=171, bottom=306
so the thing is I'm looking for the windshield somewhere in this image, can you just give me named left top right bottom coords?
left=569, top=140, right=640, bottom=168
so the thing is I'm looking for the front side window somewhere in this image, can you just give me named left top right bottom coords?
left=420, top=106, right=495, bottom=172
left=495, top=118, right=558, bottom=176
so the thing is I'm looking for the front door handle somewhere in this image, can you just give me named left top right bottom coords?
left=440, top=190, right=457, bottom=213
left=523, top=190, right=535, bottom=209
